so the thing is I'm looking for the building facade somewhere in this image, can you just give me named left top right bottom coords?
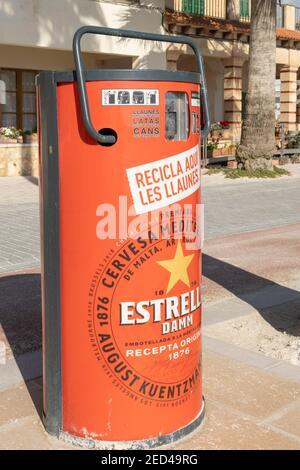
left=165, top=0, right=300, bottom=139
left=0, top=0, right=300, bottom=174
left=0, top=0, right=167, bottom=134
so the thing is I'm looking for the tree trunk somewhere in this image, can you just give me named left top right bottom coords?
left=237, top=0, right=276, bottom=170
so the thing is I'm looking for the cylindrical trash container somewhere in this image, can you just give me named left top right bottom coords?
left=37, top=26, right=210, bottom=449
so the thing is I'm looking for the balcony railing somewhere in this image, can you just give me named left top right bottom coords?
left=296, top=7, right=300, bottom=31
left=172, top=0, right=246, bottom=21
left=173, top=0, right=226, bottom=19
left=170, top=1, right=299, bottom=31
left=239, top=0, right=250, bottom=22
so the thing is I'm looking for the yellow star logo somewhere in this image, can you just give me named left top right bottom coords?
left=157, top=241, right=194, bottom=294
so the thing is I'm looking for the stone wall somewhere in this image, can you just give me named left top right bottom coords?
left=0, top=144, right=38, bottom=177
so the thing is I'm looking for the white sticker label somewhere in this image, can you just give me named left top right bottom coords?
left=126, top=145, right=200, bottom=214
left=102, top=89, right=159, bottom=106
left=191, top=91, right=200, bottom=107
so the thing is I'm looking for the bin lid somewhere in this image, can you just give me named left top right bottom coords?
left=50, top=69, right=202, bottom=85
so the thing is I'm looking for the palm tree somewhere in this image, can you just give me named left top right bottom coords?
left=237, top=0, right=276, bottom=170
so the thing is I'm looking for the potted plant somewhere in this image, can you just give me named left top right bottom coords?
left=227, top=143, right=237, bottom=155
left=221, top=144, right=228, bottom=155
left=287, top=132, right=300, bottom=149
left=22, top=129, right=38, bottom=144
left=207, top=142, right=222, bottom=157
left=0, top=127, right=21, bottom=144
left=207, top=142, right=217, bottom=157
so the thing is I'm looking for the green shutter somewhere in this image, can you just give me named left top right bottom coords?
left=182, top=0, right=204, bottom=15
left=240, top=0, right=250, bottom=19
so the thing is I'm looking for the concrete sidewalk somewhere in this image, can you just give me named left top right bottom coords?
left=0, top=348, right=299, bottom=450
left=0, top=221, right=299, bottom=449
left=1, top=165, right=300, bottom=274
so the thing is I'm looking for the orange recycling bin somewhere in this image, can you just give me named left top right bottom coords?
left=37, top=26, right=210, bottom=449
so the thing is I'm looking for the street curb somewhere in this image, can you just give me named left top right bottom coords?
left=203, top=336, right=300, bottom=384
left=203, top=282, right=300, bottom=326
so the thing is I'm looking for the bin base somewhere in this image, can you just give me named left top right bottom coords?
left=58, top=401, right=205, bottom=450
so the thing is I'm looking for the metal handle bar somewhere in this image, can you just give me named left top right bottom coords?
left=73, top=26, right=211, bottom=143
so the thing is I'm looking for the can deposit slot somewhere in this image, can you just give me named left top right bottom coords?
left=165, top=92, right=189, bottom=141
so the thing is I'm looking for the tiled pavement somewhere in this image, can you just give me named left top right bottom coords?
left=0, top=177, right=40, bottom=273
left=0, top=222, right=300, bottom=449
left=0, top=347, right=300, bottom=450
left=0, top=170, right=300, bottom=449
left=203, top=167, right=300, bottom=238
left=1, top=167, right=300, bottom=274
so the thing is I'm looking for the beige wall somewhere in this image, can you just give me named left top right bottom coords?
left=1, top=0, right=300, bottom=134
left=176, top=53, right=224, bottom=123
left=1, top=0, right=300, bottom=71
left=204, top=57, right=225, bottom=123
left=0, top=0, right=167, bottom=69
left=283, top=5, right=296, bottom=30
left=0, top=44, right=133, bottom=71
left=168, top=36, right=300, bottom=129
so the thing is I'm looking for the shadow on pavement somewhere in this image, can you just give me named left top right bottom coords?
left=203, top=254, right=300, bottom=337
left=0, top=273, right=43, bottom=419
left=24, top=176, right=39, bottom=186
left=1, top=258, right=299, bottom=424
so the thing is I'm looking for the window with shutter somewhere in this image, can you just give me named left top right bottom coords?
left=0, top=69, right=37, bottom=132
left=240, top=0, right=250, bottom=20
left=182, top=0, right=204, bottom=15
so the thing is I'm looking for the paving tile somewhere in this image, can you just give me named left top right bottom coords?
left=0, top=175, right=300, bottom=449
left=169, top=400, right=300, bottom=450
left=0, top=375, right=298, bottom=451
left=1, top=173, right=300, bottom=273
left=268, top=402, right=300, bottom=438
left=266, top=361, right=300, bottom=383
left=0, top=351, right=42, bottom=391
left=203, top=170, right=300, bottom=239
left=0, top=380, right=41, bottom=427
left=203, top=336, right=279, bottom=370
left=204, top=299, right=300, bottom=371
left=0, top=350, right=300, bottom=450
left=0, top=416, right=75, bottom=450
left=0, top=379, right=73, bottom=450
left=202, top=350, right=300, bottom=420
left=0, top=272, right=41, bottom=357
left=0, top=177, right=40, bottom=274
